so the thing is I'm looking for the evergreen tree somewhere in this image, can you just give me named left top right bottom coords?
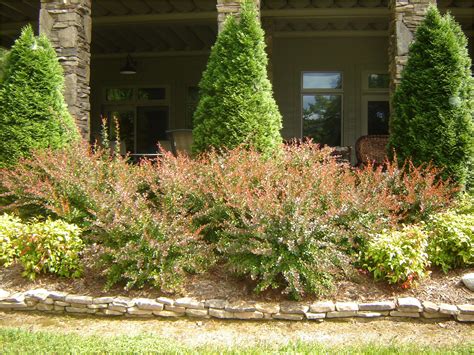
left=192, top=0, right=282, bottom=154
left=388, top=6, right=473, bottom=187
left=0, top=47, right=8, bottom=84
left=0, top=26, right=78, bottom=168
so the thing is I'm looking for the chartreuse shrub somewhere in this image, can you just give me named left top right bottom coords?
left=388, top=6, right=474, bottom=188
left=0, top=214, right=83, bottom=279
left=0, top=214, right=23, bottom=266
left=360, top=225, right=430, bottom=287
left=425, top=209, right=474, bottom=272
left=192, top=0, right=282, bottom=155
left=0, top=26, right=78, bottom=168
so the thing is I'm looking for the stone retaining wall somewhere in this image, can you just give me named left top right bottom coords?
left=0, top=289, right=472, bottom=323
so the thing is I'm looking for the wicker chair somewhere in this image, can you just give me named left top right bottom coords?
left=166, top=129, right=193, bottom=156
left=355, top=135, right=389, bottom=167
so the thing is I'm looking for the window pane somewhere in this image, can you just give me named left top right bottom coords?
left=368, top=74, right=389, bottom=89
left=136, top=107, right=168, bottom=154
left=137, top=88, right=166, bottom=101
left=303, top=72, right=342, bottom=89
left=106, top=88, right=133, bottom=102
left=303, top=94, right=341, bottom=146
left=367, top=101, right=390, bottom=135
left=107, top=110, right=134, bottom=154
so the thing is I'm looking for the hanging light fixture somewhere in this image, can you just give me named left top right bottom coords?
left=120, top=54, right=137, bottom=75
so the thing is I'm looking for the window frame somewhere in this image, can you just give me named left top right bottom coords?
left=300, top=71, right=344, bottom=146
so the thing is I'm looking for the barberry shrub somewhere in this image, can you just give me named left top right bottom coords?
left=388, top=6, right=474, bottom=188
left=0, top=26, right=78, bottom=168
left=192, top=0, right=282, bottom=155
left=1, top=142, right=455, bottom=297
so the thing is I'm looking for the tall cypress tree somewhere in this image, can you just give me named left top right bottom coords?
left=192, top=0, right=282, bottom=155
left=0, top=26, right=78, bottom=168
left=388, top=6, right=473, bottom=187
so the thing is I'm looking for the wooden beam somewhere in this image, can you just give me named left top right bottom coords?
left=262, top=8, right=390, bottom=19
left=274, top=30, right=389, bottom=38
left=93, top=11, right=216, bottom=26
left=93, top=50, right=210, bottom=59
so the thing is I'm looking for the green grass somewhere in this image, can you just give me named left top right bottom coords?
left=0, top=327, right=472, bottom=354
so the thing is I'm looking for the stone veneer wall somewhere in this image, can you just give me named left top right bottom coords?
left=39, top=0, right=92, bottom=140
left=0, top=288, right=473, bottom=322
left=217, top=0, right=261, bottom=32
left=388, top=0, right=435, bottom=98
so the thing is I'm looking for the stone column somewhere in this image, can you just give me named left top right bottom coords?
left=39, top=0, right=92, bottom=140
left=216, top=0, right=260, bottom=32
left=388, top=0, right=435, bottom=98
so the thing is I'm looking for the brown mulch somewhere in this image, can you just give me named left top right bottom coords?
left=1, top=260, right=472, bottom=304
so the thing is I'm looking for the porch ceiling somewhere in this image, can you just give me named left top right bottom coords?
left=0, top=0, right=472, bottom=54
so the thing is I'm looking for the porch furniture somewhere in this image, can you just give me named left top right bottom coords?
left=355, top=134, right=390, bottom=167
left=330, top=145, right=352, bottom=163
left=166, top=129, right=193, bottom=156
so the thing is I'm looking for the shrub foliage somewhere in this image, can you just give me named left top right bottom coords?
left=0, top=141, right=455, bottom=297
left=192, top=0, right=282, bottom=155
left=388, top=6, right=474, bottom=187
left=0, top=26, right=78, bottom=168
left=0, top=214, right=83, bottom=279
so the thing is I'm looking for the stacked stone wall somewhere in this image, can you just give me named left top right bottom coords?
left=39, top=0, right=92, bottom=140
left=0, top=288, right=472, bottom=323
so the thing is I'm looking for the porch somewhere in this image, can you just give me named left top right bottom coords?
left=0, top=0, right=472, bottom=161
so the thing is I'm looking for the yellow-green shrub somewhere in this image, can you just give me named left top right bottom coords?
left=0, top=213, right=23, bottom=266
left=360, top=225, right=430, bottom=287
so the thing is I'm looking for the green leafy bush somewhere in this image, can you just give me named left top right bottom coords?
left=0, top=47, right=8, bottom=84
left=0, top=26, right=78, bottom=168
left=0, top=213, right=23, bottom=266
left=425, top=210, right=474, bottom=272
left=192, top=0, right=282, bottom=155
left=360, top=225, right=430, bottom=287
left=15, top=219, right=83, bottom=280
left=388, top=6, right=474, bottom=188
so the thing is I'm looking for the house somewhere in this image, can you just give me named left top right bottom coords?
left=0, top=0, right=472, bottom=156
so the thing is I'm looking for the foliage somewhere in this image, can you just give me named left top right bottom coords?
left=192, top=0, right=282, bottom=155
left=0, top=141, right=455, bottom=297
left=425, top=210, right=474, bottom=272
left=16, top=218, right=83, bottom=280
left=0, top=213, right=23, bottom=266
left=360, top=225, right=430, bottom=287
left=388, top=6, right=474, bottom=188
left=0, top=25, right=78, bottom=168
left=0, top=47, right=8, bottom=84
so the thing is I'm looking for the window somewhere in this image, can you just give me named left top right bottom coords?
left=302, top=72, right=343, bottom=146
left=102, top=86, right=169, bottom=154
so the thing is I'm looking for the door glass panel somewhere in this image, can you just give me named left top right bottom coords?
left=136, top=107, right=168, bottom=154
left=303, top=72, right=342, bottom=89
left=303, top=94, right=341, bottom=146
left=367, top=101, right=390, bottom=135
left=137, top=88, right=166, bottom=101
left=106, top=88, right=133, bottom=102
left=107, top=110, right=134, bottom=154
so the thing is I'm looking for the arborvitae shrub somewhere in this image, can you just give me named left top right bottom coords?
left=0, top=47, right=8, bottom=84
left=0, top=26, right=78, bottom=168
left=388, top=6, right=474, bottom=188
left=192, top=0, right=282, bottom=155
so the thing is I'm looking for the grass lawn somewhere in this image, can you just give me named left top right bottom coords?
left=0, top=327, right=472, bottom=354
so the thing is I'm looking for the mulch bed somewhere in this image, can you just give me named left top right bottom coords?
left=1, top=261, right=472, bottom=305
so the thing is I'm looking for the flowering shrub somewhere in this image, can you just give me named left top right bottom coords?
left=359, top=225, right=430, bottom=287
left=0, top=141, right=455, bottom=296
